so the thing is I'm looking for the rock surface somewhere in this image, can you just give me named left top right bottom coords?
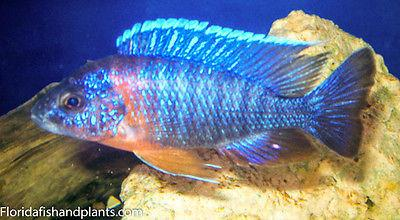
left=120, top=11, right=400, bottom=219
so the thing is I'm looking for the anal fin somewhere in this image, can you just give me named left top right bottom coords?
left=134, top=143, right=221, bottom=183
left=219, top=128, right=318, bottom=166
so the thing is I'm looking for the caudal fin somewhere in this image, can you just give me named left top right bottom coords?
left=307, top=48, right=375, bottom=157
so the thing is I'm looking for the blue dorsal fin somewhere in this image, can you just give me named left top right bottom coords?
left=218, top=128, right=318, bottom=165
left=116, top=18, right=327, bottom=97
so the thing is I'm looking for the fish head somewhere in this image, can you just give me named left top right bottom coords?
left=31, top=63, right=127, bottom=142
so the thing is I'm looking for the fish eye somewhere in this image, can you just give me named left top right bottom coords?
left=62, top=93, right=84, bottom=110
left=67, top=97, right=79, bottom=107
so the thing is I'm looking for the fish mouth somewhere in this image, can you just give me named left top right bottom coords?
left=31, top=99, right=65, bottom=136
left=31, top=111, right=62, bottom=135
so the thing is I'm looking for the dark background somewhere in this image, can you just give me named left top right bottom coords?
left=1, top=0, right=399, bottom=115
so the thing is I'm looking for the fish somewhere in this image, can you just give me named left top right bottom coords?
left=31, top=18, right=375, bottom=183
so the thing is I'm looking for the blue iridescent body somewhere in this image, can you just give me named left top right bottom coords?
left=31, top=18, right=375, bottom=183
left=113, top=57, right=311, bottom=150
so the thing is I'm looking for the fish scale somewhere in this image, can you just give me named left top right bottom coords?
left=122, top=57, right=311, bottom=148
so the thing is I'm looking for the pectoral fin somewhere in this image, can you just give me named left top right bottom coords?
left=133, top=143, right=221, bottom=183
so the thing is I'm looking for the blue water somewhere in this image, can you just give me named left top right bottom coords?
left=0, top=0, right=399, bottom=115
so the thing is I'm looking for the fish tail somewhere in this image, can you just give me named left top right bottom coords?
left=306, top=48, right=375, bottom=157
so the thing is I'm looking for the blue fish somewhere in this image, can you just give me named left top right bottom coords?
left=31, top=18, right=375, bottom=183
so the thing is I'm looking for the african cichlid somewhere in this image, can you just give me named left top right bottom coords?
left=31, top=18, right=375, bottom=183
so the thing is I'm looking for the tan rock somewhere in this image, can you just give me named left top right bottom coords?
left=120, top=11, right=400, bottom=219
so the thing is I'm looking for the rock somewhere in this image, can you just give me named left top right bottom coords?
left=120, top=11, right=400, bottom=219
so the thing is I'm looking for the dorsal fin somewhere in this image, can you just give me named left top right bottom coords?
left=116, top=18, right=327, bottom=97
